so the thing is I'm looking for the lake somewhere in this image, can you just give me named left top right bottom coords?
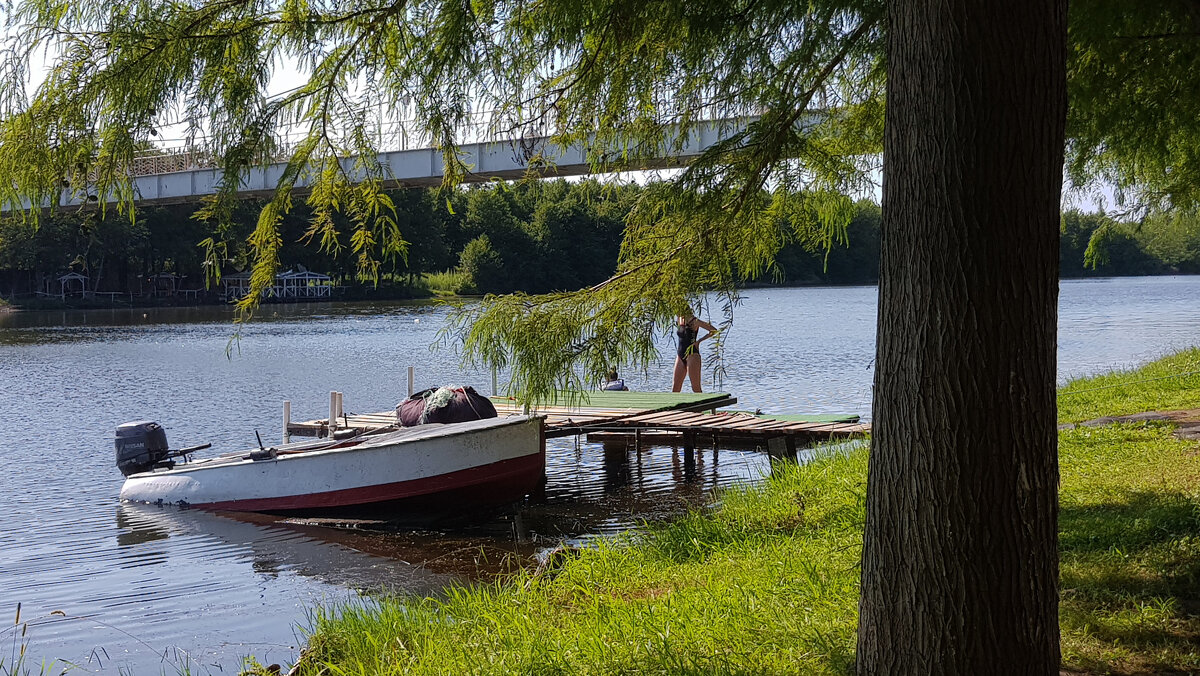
left=1, top=276, right=1197, bottom=673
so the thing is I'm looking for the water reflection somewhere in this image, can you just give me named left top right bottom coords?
left=115, top=506, right=170, bottom=548
left=603, top=445, right=634, bottom=492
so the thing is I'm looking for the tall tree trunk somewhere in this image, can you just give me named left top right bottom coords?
left=857, top=1, right=1066, bottom=673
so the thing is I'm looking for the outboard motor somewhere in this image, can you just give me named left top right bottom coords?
left=115, top=421, right=170, bottom=477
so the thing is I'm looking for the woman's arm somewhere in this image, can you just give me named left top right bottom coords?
left=695, top=319, right=718, bottom=344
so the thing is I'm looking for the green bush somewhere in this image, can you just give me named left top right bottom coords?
left=459, top=235, right=506, bottom=294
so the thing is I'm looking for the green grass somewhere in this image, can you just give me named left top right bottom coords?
left=1059, top=348, right=1200, bottom=422
left=1057, top=396, right=1200, bottom=669
left=271, top=349, right=1200, bottom=675
left=276, top=448, right=868, bottom=675
left=421, top=270, right=475, bottom=297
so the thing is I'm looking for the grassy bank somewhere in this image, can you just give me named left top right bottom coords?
left=278, top=349, right=1200, bottom=675
left=420, top=270, right=476, bottom=297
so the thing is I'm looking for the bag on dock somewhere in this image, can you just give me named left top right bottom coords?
left=398, top=385, right=497, bottom=426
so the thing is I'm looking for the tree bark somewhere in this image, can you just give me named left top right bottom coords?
left=857, top=1, right=1066, bottom=673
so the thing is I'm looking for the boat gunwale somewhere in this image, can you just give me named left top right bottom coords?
left=124, top=414, right=544, bottom=480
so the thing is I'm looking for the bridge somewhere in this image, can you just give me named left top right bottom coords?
left=53, top=115, right=753, bottom=209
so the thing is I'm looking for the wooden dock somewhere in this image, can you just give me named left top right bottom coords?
left=287, top=390, right=869, bottom=451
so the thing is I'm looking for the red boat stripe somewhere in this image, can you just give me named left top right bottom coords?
left=197, top=453, right=544, bottom=512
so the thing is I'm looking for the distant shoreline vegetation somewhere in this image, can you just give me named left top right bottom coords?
left=1, top=180, right=1195, bottom=308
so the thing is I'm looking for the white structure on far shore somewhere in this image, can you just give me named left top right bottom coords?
left=221, top=269, right=334, bottom=301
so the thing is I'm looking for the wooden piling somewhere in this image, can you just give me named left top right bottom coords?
left=328, top=391, right=338, bottom=435
left=282, top=400, right=291, bottom=444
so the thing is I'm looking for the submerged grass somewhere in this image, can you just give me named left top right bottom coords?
left=276, top=349, right=1200, bottom=675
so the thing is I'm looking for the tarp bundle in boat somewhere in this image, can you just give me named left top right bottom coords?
left=398, top=385, right=497, bottom=426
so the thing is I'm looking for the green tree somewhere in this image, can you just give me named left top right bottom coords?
left=389, top=188, right=451, bottom=283
left=1136, top=210, right=1200, bottom=273
left=461, top=187, right=538, bottom=293
left=1061, top=210, right=1106, bottom=277
left=1067, top=0, right=1200, bottom=212
left=459, top=234, right=506, bottom=294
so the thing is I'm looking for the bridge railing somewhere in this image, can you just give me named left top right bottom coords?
left=127, top=110, right=559, bottom=177
left=125, top=104, right=750, bottom=177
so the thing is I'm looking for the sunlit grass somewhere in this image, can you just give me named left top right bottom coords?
left=257, top=348, right=1200, bottom=674
left=1058, top=422, right=1200, bottom=672
left=421, top=270, right=475, bottom=297
left=274, top=446, right=868, bottom=675
left=1058, top=347, right=1200, bottom=422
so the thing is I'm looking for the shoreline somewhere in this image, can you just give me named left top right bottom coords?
left=256, top=348, right=1200, bottom=675
left=5, top=271, right=1198, bottom=314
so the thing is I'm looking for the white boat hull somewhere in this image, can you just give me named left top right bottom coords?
left=120, top=416, right=544, bottom=512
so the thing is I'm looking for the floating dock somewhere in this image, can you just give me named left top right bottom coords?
left=287, top=391, right=869, bottom=453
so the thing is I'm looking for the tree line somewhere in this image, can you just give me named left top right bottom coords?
left=1, top=181, right=1195, bottom=301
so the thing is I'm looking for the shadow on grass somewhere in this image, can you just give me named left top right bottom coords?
left=1060, top=490, right=1200, bottom=556
left=1059, top=490, right=1200, bottom=672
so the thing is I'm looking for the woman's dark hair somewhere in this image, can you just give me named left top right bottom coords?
left=606, top=369, right=619, bottom=381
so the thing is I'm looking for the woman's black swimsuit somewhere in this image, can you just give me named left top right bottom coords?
left=676, top=319, right=698, bottom=360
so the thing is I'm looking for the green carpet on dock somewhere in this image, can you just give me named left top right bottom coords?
left=490, top=390, right=734, bottom=411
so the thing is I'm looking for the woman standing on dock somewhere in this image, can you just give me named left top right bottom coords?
left=672, top=308, right=717, bottom=393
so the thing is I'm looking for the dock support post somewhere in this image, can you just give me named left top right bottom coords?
left=683, top=437, right=697, bottom=479
left=329, top=391, right=338, bottom=436
left=407, top=366, right=414, bottom=397
left=282, top=400, right=291, bottom=445
left=767, top=436, right=797, bottom=462
left=336, top=391, right=344, bottom=427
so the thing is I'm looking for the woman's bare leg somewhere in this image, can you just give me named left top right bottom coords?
left=672, top=356, right=688, bottom=392
left=687, top=355, right=703, bottom=392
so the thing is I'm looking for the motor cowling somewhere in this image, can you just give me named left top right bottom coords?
left=115, top=421, right=170, bottom=477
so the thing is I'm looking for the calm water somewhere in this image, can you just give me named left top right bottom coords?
left=1, top=276, right=1197, bottom=673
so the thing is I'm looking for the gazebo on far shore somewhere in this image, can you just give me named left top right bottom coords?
left=55, top=272, right=89, bottom=298
left=147, top=272, right=181, bottom=297
left=275, top=270, right=333, bottom=298
left=222, top=269, right=334, bottom=301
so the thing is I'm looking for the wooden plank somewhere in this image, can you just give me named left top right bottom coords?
left=777, top=421, right=853, bottom=433
left=662, top=415, right=742, bottom=429
left=621, top=410, right=706, bottom=425
left=711, top=416, right=773, bottom=430
left=702, top=417, right=773, bottom=430
left=721, top=410, right=863, bottom=424
left=626, top=411, right=711, bottom=426
left=490, top=390, right=734, bottom=413
left=726, top=419, right=797, bottom=432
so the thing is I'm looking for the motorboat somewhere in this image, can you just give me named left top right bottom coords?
left=114, top=416, right=545, bottom=513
